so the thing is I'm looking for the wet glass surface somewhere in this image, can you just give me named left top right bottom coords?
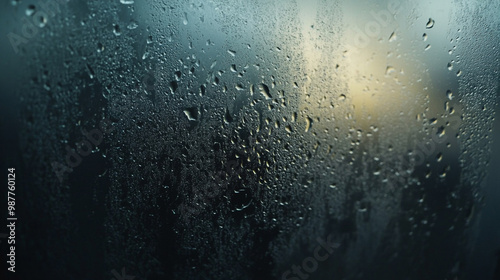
left=0, top=0, right=499, bottom=279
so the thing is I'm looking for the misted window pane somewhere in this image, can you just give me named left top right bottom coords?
left=0, top=0, right=499, bottom=279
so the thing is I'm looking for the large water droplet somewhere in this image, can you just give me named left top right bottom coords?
left=258, top=84, right=271, bottom=99
left=426, top=18, right=435, bottom=29
left=183, top=107, right=199, bottom=121
left=26, top=5, right=36, bottom=16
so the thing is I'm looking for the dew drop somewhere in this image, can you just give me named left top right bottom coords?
left=426, top=18, right=435, bottom=29
left=389, top=32, right=397, bottom=42
left=127, top=21, right=138, bottom=29
left=258, top=83, right=271, bottom=99
left=183, top=107, right=199, bottom=121
left=26, top=5, right=36, bottom=16
left=446, top=90, right=453, bottom=100
left=385, top=66, right=395, bottom=75
left=305, top=117, right=313, bottom=132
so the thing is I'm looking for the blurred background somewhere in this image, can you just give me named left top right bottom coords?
left=0, top=0, right=499, bottom=279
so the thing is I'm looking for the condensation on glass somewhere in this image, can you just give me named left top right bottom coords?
left=5, top=0, right=500, bottom=279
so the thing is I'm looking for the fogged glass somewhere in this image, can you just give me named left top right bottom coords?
left=0, top=0, right=499, bottom=279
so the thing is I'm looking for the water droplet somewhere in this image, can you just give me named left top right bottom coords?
left=224, top=108, right=233, bottom=123
left=113, top=24, right=121, bottom=36
left=436, top=153, right=443, bottom=162
left=183, top=107, right=199, bottom=121
left=235, top=83, right=244, bottom=91
left=35, top=14, right=47, bottom=28
left=26, top=5, right=36, bottom=16
left=227, top=50, right=236, bottom=57
left=425, top=44, right=431, bottom=51
left=183, top=12, right=188, bottom=25
left=169, top=81, right=178, bottom=93
left=456, top=70, right=462, bottom=77
left=447, top=62, right=453, bottom=71
left=385, top=66, right=395, bottom=75
left=97, top=42, right=104, bottom=53
left=127, top=21, right=138, bottom=29
left=389, top=32, right=397, bottom=42
left=120, top=0, right=134, bottom=4
left=258, top=83, right=271, bottom=99
left=426, top=18, right=435, bottom=29
left=436, top=126, right=446, bottom=138
left=446, top=90, right=453, bottom=100
left=305, top=117, right=313, bottom=132
left=423, top=33, right=428, bottom=41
